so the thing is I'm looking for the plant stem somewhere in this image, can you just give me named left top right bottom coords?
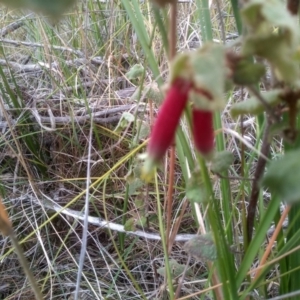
left=166, top=1, right=178, bottom=255
left=247, top=118, right=271, bottom=242
left=254, top=205, right=291, bottom=280
left=10, top=232, right=44, bottom=300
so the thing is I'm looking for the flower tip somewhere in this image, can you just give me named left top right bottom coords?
left=141, top=155, right=157, bottom=182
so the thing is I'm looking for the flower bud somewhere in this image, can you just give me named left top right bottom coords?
left=192, top=109, right=214, bottom=157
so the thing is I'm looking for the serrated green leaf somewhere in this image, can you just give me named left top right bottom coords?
left=184, top=233, right=217, bottom=261
left=126, top=64, right=144, bottom=80
left=261, top=150, right=300, bottom=204
left=230, top=90, right=282, bottom=118
left=211, top=151, right=234, bottom=173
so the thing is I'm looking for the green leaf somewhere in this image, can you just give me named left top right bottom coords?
left=210, top=151, right=234, bottom=173
left=0, top=0, right=76, bottom=18
left=261, top=150, right=300, bottom=204
left=134, top=197, right=144, bottom=211
left=128, top=178, right=143, bottom=196
left=230, top=90, right=282, bottom=117
left=190, top=43, right=226, bottom=111
left=186, top=184, right=207, bottom=203
left=242, top=0, right=297, bottom=45
left=186, top=170, right=208, bottom=203
left=136, top=120, right=150, bottom=140
left=130, top=84, right=164, bottom=104
left=243, top=35, right=300, bottom=86
left=232, top=60, right=265, bottom=85
left=136, top=216, right=147, bottom=227
left=157, top=259, right=193, bottom=278
left=125, top=163, right=144, bottom=196
left=170, top=52, right=191, bottom=82
left=170, top=44, right=226, bottom=111
left=184, top=233, right=217, bottom=261
left=124, top=218, right=136, bottom=231
left=269, top=120, right=290, bottom=137
left=241, top=0, right=300, bottom=85
left=114, top=112, right=135, bottom=133
left=125, top=64, right=144, bottom=81
left=132, top=120, right=150, bottom=146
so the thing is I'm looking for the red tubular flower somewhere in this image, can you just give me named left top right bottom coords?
left=192, top=109, right=214, bottom=156
left=147, top=77, right=192, bottom=163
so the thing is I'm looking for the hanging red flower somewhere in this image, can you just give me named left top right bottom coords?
left=146, top=77, right=192, bottom=164
left=142, top=76, right=216, bottom=180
